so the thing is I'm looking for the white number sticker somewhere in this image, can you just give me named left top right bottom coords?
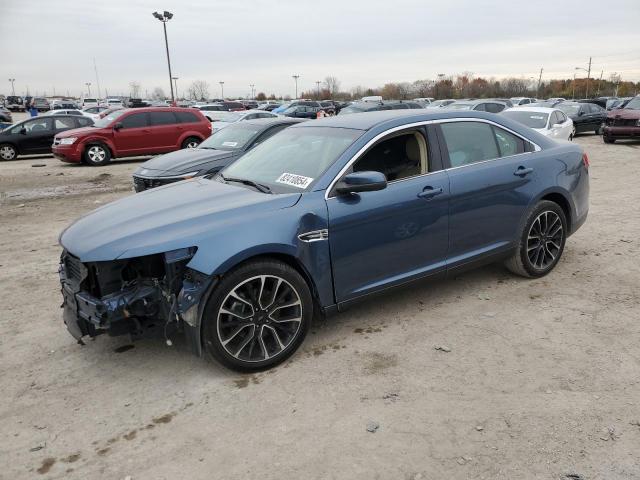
left=276, top=172, right=314, bottom=189
left=222, top=141, right=238, bottom=147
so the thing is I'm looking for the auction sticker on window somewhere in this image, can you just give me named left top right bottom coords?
left=276, top=172, right=314, bottom=189
left=222, top=141, right=238, bottom=147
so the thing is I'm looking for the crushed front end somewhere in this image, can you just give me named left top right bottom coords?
left=59, top=247, right=214, bottom=354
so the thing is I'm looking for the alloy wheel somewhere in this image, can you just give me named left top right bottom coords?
left=186, top=140, right=199, bottom=148
left=526, top=211, right=564, bottom=270
left=0, top=145, right=16, bottom=160
left=87, top=146, right=106, bottom=162
left=216, top=275, right=303, bottom=362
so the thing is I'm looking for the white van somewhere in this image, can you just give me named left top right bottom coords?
left=82, top=98, right=99, bottom=109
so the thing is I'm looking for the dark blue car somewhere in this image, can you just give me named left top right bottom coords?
left=59, top=110, right=589, bottom=371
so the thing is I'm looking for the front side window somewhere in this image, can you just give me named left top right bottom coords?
left=120, top=113, right=149, bottom=129
left=624, top=97, right=640, bottom=110
left=77, top=117, right=93, bottom=127
left=221, top=127, right=362, bottom=193
left=440, top=122, right=523, bottom=167
left=11, top=118, right=53, bottom=134
left=352, top=130, right=428, bottom=182
left=93, top=109, right=127, bottom=128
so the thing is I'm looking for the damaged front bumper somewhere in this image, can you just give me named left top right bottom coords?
left=59, top=248, right=215, bottom=355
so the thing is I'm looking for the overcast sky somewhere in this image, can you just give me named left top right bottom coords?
left=2, top=0, right=639, bottom=99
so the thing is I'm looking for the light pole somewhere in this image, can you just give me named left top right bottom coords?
left=172, top=77, right=179, bottom=99
left=85, top=82, right=92, bottom=97
left=8, top=78, right=15, bottom=96
left=152, top=11, right=175, bottom=104
left=292, top=75, right=300, bottom=99
left=219, top=81, right=224, bottom=99
left=249, top=84, right=255, bottom=99
left=315, top=81, right=321, bottom=99
left=575, top=57, right=592, bottom=98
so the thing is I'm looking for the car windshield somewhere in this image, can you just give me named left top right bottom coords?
left=447, top=103, right=473, bottom=110
left=199, top=124, right=261, bottom=150
left=502, top=110, right=549, bottom=129
left=557, top=104, right=580, bottom=115
left=209, top=112, right=242, bottom=122
left=624, top=97, right=640, bottom=110
left=92, top=109, right=127, bottom=128
left=219, top=127, right=362, bottom=193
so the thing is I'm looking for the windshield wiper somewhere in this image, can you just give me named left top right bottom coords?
left=219, top=173, right=272, bottom=194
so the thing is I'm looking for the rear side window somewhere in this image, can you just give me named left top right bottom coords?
left=121, top=113, right=149, bottom=129
left=176, top=111, right=200, bottom=123
left=474, top=103, right=487, bottom=111
left=485, top=103, right=505, bottom=113
left=440, top=122, right=524, bottom=167
left=150, top=111, right=177, bottom=126
left=55, top=117, right=76, bottom=129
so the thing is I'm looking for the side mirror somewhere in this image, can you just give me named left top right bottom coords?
left=19, top=127, right=27, bottom=135
left=113, top=122, right=123, bottom=131
left=578, top=111, right=585, bottom=116
left=335, top=171, right=387, bottom=195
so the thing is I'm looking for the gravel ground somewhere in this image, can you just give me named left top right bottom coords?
left=0, top=133, right=639, bottom=480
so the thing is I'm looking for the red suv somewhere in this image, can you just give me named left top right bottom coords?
left=52, top=107, right=211, bottom=166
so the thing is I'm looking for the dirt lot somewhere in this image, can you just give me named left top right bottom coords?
left=0, top=133, right=639, bottom=480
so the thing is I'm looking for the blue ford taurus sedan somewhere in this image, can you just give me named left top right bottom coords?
left=59, top=110, right=589, bottom=371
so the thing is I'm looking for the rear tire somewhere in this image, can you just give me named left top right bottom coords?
left=83, top=143, right=111, bottom=166
left=181, top=137, right=201, bottom=149
left=202, top=259, right=313, bottom=372
left=0, top=144, right=17, bottom=161
left=505, top=200, right=567, bottom=278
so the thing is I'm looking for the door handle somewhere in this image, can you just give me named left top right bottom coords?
left=513, top=166, right=533, bottom=177
left=417, top=186, right=443, bottom=199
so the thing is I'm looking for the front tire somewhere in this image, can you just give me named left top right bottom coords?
left=202, top=259, right=313, bottom=371
left=181, top=137, right=201, bottom=149
left=505, top=201, right=567, bottom=278
left=603, top=136, right=615, bottom=144
left=0, top=144, right=17, bottom=160
left=83, top=143, right=111, bottom=166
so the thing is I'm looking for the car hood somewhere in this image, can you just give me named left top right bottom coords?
left=60, top=179, right=301, bottom=262
left=55, top=126, right=105, bottom=138
left=135, top=148, right=236, bottom=176
left=607, top=108, right=640, bottom=120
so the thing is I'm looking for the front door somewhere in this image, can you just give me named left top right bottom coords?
left=14, top=117, right=54, bottom=154
left=438, top=120, right=538, bottom=267
left=112, top=112, right=154, bottom=154
left=327, top=127, right=449, bottom=303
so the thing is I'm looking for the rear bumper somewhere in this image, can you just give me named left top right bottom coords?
left=603, top=125, right=640, bottom=139
left=52, top=144, right=83, bottom=163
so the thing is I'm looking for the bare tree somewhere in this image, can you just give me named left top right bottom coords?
left=151, top=87, right=166, bottom=100
left=129, top=81, right=141, bottom=98
left=187, top=80, right=210, bottom=101
left=324, top=76, right=341, bottom=97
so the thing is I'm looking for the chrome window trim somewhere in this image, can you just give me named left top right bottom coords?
left=325, top=118, right=541, bottom=200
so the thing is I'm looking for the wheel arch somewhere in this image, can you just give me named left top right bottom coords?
left=539, top=191, right=572, bottom=229
left=82, top=138, right=116, bottom=157
left=178, top=131, right=205, bottom=147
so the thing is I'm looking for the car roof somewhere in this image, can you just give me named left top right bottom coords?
left=504, top=107, right=555, bottom=113
left=241, top=118, right=306, bottom=127
left=292, top=109, right=514, bottom=131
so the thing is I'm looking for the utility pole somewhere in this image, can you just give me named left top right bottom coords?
left=93, top=57, right=102, bottom=99
left=586, top=56, right=592, bottom=98
left=8, top=78, right=15, bottom=96
left=85, top=82, right=92, bottom=97
left=596, top=70, right=603, bottom=96
left=536, top=67, right=543, bottom=98
left=292, top=75, right=300, bottom=99
left=315, top=81, right=321, bottom=99
left=172, top=77, right=179, bottom=99
left=219, top=81, right=224, bottom=99
left=249, top=84, right=255, bottom=99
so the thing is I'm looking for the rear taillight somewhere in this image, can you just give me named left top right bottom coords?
left=582, top=152, right=590, bottom=169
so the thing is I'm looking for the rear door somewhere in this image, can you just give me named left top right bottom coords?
left=112, top=112, right=152, bottom=154
left=438, top=120, right=539, bottom=269
left=148, top=111, right=180, bottom=150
